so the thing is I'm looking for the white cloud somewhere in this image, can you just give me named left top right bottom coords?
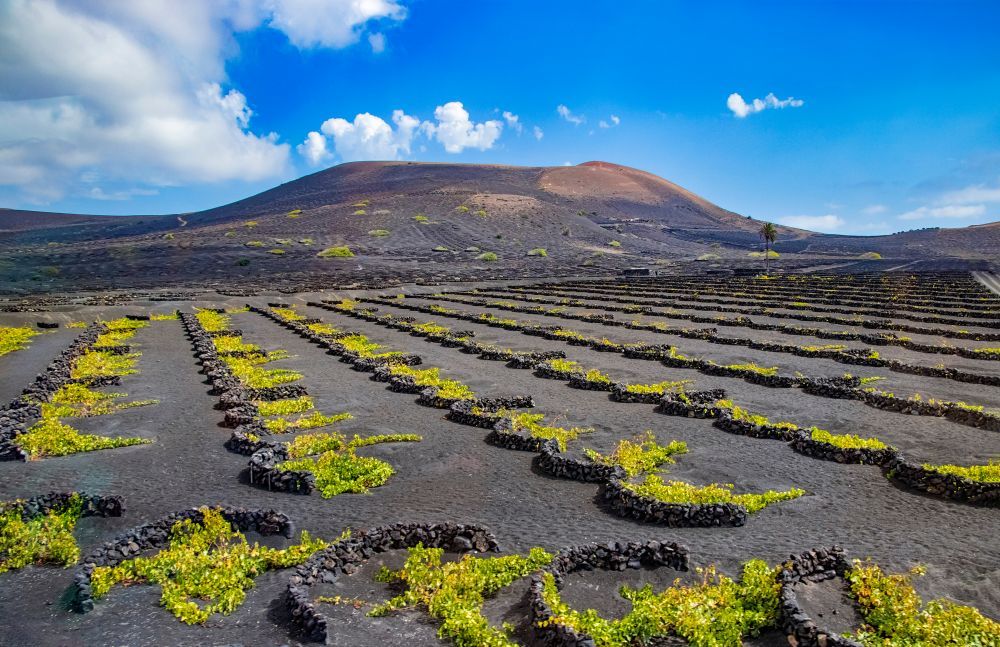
left=265, top=0, right=406, bottom=49
left=0, top=0, right=407, bottom=203
left=427, top=101, right=503, bottom=153
left=302, top=101, right=505, bottom=163
left=368, top=32, right=386, bottom=53
left=599, top=114, right=621, bottom=128
left=778, top=214, right=845, bottom=232
left=318, top=109, right=421, bottom=162
left=533, top=126, right=544, bottom=140
left=727, top=92, right=804, bottom=118
left=297, top=130, right=331, bottom=165
left=557, top=104, right=585, bottom=125
left=898, top=204, right=986, bottom=221
left=862, top=204, right=887, bottom=215
left=502, top=111, right=522, bottom=134
left=938, top=179, right=1000, bottom=205
left=87, top=187, right=159, bottom=201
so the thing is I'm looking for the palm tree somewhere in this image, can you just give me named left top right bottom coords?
left=759, top=222, right=777, bottom=274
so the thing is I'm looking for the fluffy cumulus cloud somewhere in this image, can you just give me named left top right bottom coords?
left=727, top=92, right=804, bottom=118
left=300, top=101, right=507, bottom=164
left=502, top=111, right=522, bottom=134
left=556, top=104, right=585, bottom=125
left=896, top=177, right=999, bottom=222
left=778, top=214, right=845, bottom=232
left=0, top=0, right=406, bottom=203
left=599, top=114, right=621, bottom=128
left=533, top=126, right=544, bottom=140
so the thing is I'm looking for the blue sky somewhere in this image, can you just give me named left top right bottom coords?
left=1, top=0, right=999, bottom=235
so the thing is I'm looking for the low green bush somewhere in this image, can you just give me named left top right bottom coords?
left=370, top=543, right=553, bottom=647
left=368, top=229, right=391, bottom=237
left=90, top=508, right=332, bottom=624
left=476, top=252, right=498, bottom=262
left=0, top=327, right=40, bottom=357
left=921, top=461, right=999, bottom=483
left=622, top=475, right=805, bottom=513
left=810, top=428, right=887, bottom=450
left=585, top=433, right=688, bottom=477
left=527, top=248, right=548, bottom=257
left=317, top=246, right=355, bottom=258
left=0, top=494, right=84, bottom=573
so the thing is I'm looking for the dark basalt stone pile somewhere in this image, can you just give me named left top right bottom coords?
left=777, top=546, right=863, bottom=647
left=1, top=491, right=124, bottom=521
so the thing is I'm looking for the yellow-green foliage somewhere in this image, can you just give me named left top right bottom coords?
left=476, top=252, right=498, bottom=262
left=353, top=209, right=367, bottom=215
left=223, top=354, right=302, bottom=389
left=543, top=358, right=582, bottom=373
left=279, top=433, right=420, bottom=497
left=271, top=307, right=305, bottom=321
left=585, top=433, right=687, bottom=477
left=306, top=322, right=338, bottom=335
left=368, top=229, right=391, bottom=237
left=17, top=416, right=150, bottom=459
left=244, top=220, right=258, bottom=228
left=748, top=250, right=780, bottom=258
left=539, top=560, right=781, bottom=647
left=718, top=362, right=778, bottom=376
left=66, top=321, right=88, bottom=328
left=800, top=344, right=847, bottom=352
left=45, top=383, right=155, bottom=418
left=414, top=215, right=430, bottom=223
left=389, top=365, right=475, bottom=400
left=810, top=428, right=887, bottom=450
left=150, top=312, right=179, bottom=321
left=846, top=561, right=1000, bottom=646
left=299, top=238, right=314, bottom=245
left=623, top=475, right=805, bottom=513
left=412, top=321, right=450, bottom=335
left=921, top=461, right=1000, bottom=483
left=287, top=209, right=302, bottom=218
left=0, top=494, right=84, bottom=574
left=94, top=317, right=147, bottom=347
left=609, top=240, right=621, bottom=247
left=972, top=347, right=1000, bottom=354
left=256, top=396, right=315, bottom=417
left=317, top=246, right=355, bottom=258
left=212, top=334, right=260, bottom=354
left=370, top=543, right=553, bottom=647
left=245, top=240, right=264, bottom=247
left=624, top=380, right=693, bottom=395
left=90, top=508, right=332, bottom=624
left=224, top=230, right=237, bottom=237
left=195, top=309, right=230, bottom=332
left=859, top=251, right=883, bottom=260
left=499, top=411, right=592, bottom=451
left=351, top=200, right=369, bottom=208
left=268, top=248, right=286, bottom=255
left=0, top=327, right=41, bottom=357
left=715, top=400, right=799, bottom=430
left=264, top=410, right=353, bottom=434
left=455, top=205, right=470, bottom=213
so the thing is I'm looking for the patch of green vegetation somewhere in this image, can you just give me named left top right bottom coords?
left=268, top=248, right=286, bottom=255
left=609, top=240, right=621, bottom=247
left=920, top=461, right=1000, bottom=483
left=810, top=428, right=887, bottom=450
left=149, top=312, right=179, bottom=321
left=538, top=560, right=781, bottom=647
left=498, top=410, right=592, bottom=451
left=859, top=251, right=883, bottom=260
left=476, top=252, right=498, bottom=262
left=455, top=205, right=470, bottom=213
left=585, top=433, right=688, bottom=477
left=351, top=200, right=370, bottom=208
left=279, top=433, right=420, bottom=497
left=414, top=215, right=430, bottom=223
left=623, top=475, right=805, bottom=513
left=543, top=358, right=582, bottom=373
left=244, top=220, right=258, bottom=228
left=273, top=238, right=291, bottom=245
left=66, top=321, right=88, bottom=328
left=90, top=508, right=333, bottom=624
left=0, top=493, right=83, bottom=574
left=800, top=344, right=847, bottom=352
left=245, top=241, right=264, bottom=247
left=224, top=231, right=237, bottom=237
left=264, top=410, right=353, bottom=434
left=527, top=248, right=548, bottom=257
left=353, top=209, right=367, bottom=215
left=298, top=238, right=314, bottom=245
left=0, top=326, right=41, bottom=357
left=17, top=416, right=151, bottom=459
left=624, top=380, right=693, bottom=395
left=370, top=543, right=553, bottom=647
left=846, top=561, right=1000, bottom=645
left=715, top=400, right=800, bottom=430
left=717, top=362, right=778, bottom=376
left=474, top=209, right=487, bottom=217
left=748, top=250, right=780, bottom=258
left=433, top=245, right=450, bottom=251
left=287, top=209, right=302, bottom=218
left=389, top=366, right=475, bottom=400
left=163, top=233, right=175, bottom=240
left=223, top=354, right=302, bottom=389
left=256, top=396, right=314, bottom=417
left=317, top=246, right=355, bottom=258
left=368, top=229, right=391, bottom=237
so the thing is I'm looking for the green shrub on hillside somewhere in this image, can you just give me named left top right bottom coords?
left=317, top=246, right=355, bottom=258
left=368, top=229, right=391, bottom=237
left=527, top=248, right=548, bottom=257
left=476, top=252, right=498, bottom=262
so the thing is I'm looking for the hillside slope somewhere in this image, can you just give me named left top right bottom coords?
left=0, top=161, right=996, bottom=293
